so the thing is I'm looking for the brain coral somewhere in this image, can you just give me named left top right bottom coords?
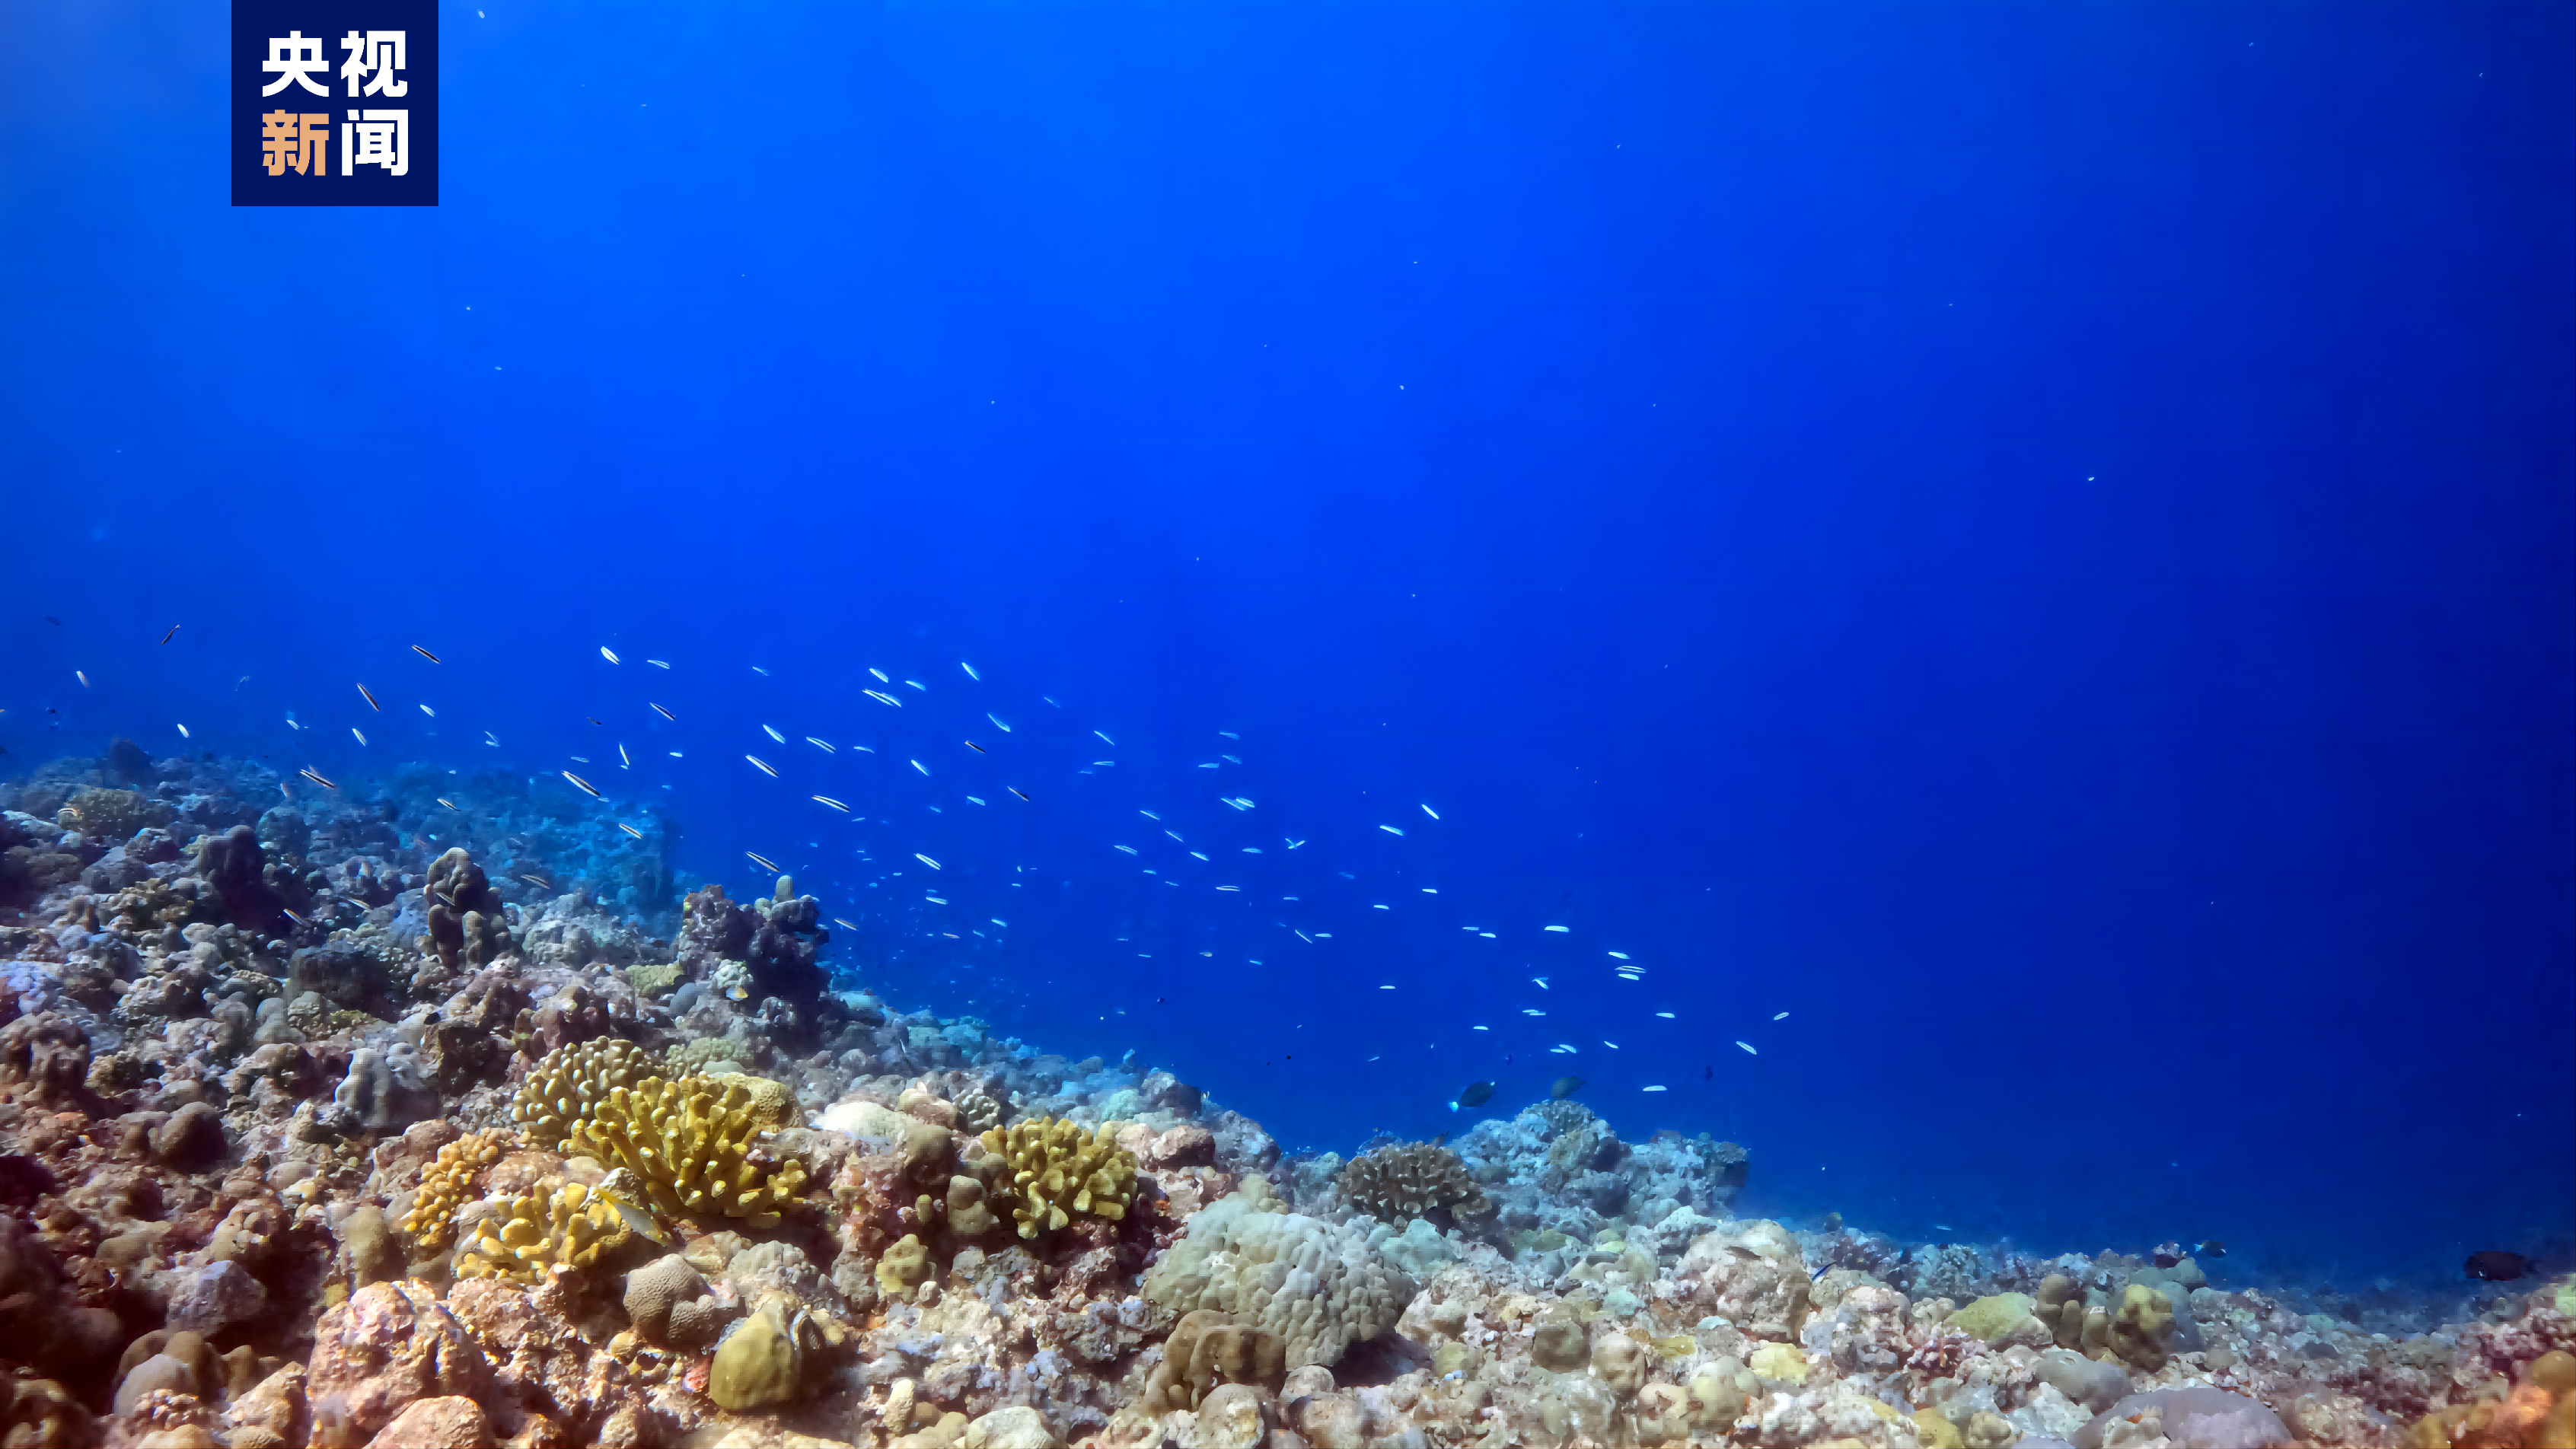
left=1141, top=1177, right=1414, bottom=1369
left=1338, top=1142, right=1489, bottom=1227
left=399, top=1132, right=506, bottom=1251
left=567, top=1075, right=811, bottom=1228
left=979, top=1116, right=1137, bottom=1240
left=510, top=1038, right=662, bottom=1151
left=454, top=1181, right=633, bottom=1283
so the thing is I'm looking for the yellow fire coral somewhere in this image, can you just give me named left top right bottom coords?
left=454, top=1181, right=634, bottom=1283
left=511, top=1038, right=663, bottom=1151
left=978, top=1116, right=1137, bottom=1240
left=399, top=1132, right=507, bottom=1251
left=567, top=1074, right=811, bottom=1228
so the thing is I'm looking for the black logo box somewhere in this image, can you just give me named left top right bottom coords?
left=233, top=0, right=437, bottom=206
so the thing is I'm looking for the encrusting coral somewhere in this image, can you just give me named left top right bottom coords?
left=568, top=1073, right=811, bottom=1227
left=979, top=1115, right=1137, bottom=1240
left=509, top=1036, right=662, bottom=1150
left=397, top=1131, right=506, bottom=1251
left=1338, top=1139, right=1490, bottom=1227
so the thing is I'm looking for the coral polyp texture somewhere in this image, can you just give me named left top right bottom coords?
left=979, top=1114, right=1138, bottom=1239
left=566, top=1072, right=811, bottom=1226
left=0, top=742, right=2566, bottom=1449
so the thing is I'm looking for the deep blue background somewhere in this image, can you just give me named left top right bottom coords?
left=3, top=0, right=2570, bottom=1288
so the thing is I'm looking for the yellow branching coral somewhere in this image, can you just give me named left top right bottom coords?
left=566, top=1074, right=810, bottom=1228
left=511, top=1037, right=663, bottom=1151
left=454, top=1181, right=634, bottom=1283
left=979, top=1117, right=1137, bottom=1240
left=400, top=1132, right=507, bottom=1251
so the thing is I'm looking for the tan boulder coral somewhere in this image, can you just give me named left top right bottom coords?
left=1336, top=1141, right=1489, bottom=1228
left=422, top=847, right=512, bottom=973
left=453, top=1181, right=634, bottom=1284
left=398, top=1131, right=507, bottom=1251
left=708, top=1301, right=837, bottom=1412
left=876, top=1233, right=933, bottom=1300
left=1142, top=1309, right=1287, bottom=1412
left=509, top=1038, right=662, bottom=1151
left=623, top=1253, right=731, bottom=1348
left=568, top=1074, right=811, bottom=1228
left=1677, top=1218, right=1814, bottom=1340
left=979, top=1116, right=1137, bottom=1240
left=1142, top=1177, right=1412, bottom=1370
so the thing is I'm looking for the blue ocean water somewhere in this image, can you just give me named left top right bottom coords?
left=2, top=0, right=2568, bottom=1298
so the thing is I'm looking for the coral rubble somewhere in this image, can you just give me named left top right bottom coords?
left=0, top=743, right=2567, bottom=1449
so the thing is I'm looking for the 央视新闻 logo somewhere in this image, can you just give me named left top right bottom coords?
left=233, top=2, right=436, bottom=205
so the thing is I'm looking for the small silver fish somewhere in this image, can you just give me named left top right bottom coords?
left=913, top=853, right=942, bottom=869
left=411, top=645, right=442, bottom=663
left=650, top=702, right=676, bottom=721
left=746, top=850, right=782, bottom=871
left=746, top=755, right=779, bottom=777
left=356, top=682, right=381, bottom=711
left=600, top=646, right=621, bottom=663
left=763, top=724, right=785, bottom=743
left=352, top=727, right=368, bottom=745
left=806, top=736, right=834, bottom=753
left=300, top=767, right=338, bottom=788
left=176, top=723, right=190, bottom=738
left=617, top=823, right=645, bottom=839
left=562, top=770, right=602, bottom=798
left=812, top=795, right=850, bottom=811
left=960, top=662, right=980, bottom=680
left=618, top=743, right=630, bottom=768
left=436, top=797, right=458, bottom=810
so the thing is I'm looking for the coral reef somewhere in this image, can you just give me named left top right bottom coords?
left=1, top=740, right=2567, bottom=1449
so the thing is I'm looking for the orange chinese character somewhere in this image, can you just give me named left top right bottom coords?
left=261, top=110, right=299, bottom=175
left=260, top=110, right=330, bottom=176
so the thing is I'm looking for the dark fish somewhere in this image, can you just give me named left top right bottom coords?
left=1550, top=1075, right=1586, bottom=1100
left=1431, top=1132, right=1448, bottom=1148
left=298, top=767, right=338, bottom=789
left=355, top=682, right=381, bottom=711
left=1009, top=787, right=1031, bottom=801
left=160, top=624, right=179, bottom=645
left=1454, top=1080, right=1496, bottom=1110
left=2195, top=1240, right=2227, bottom=1259
left=746, top=850, right=783, bottom=872
left=587, top=717, right=604, bottom=726
left=650, top=702, right=677, bottom=720
left=520, top=874, right=552, bottom=890
left=965, top=740, right=987, bottom=753
left=2466, top=1250, right=2531, bottom=1282
left=45, top=616, right=59, bottom=625
left=1702, top=1065, right=1713, bottom=1081
left=561, top=770, right=602, bottom=798
left=411, top=645, right=442, bottom=663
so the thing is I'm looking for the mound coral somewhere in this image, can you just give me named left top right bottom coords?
left=423, top=846, right=512, bottom=972
left=398, top=1131, right=506, bottom=1251
left=567, top=1074, right=811, bottom=1227
left=1142, top=1309, right=1286, bottom=1412
left=1141, top=1177, right=1412, bottom=1369
left=979, top=1116, right=1137, bottom=1240
left=510, top=1037, right=662, bottom=1150
left=453, top=1180, right=635, bottom=1283
left=1337, top=1141, right=1489, bottom=1227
